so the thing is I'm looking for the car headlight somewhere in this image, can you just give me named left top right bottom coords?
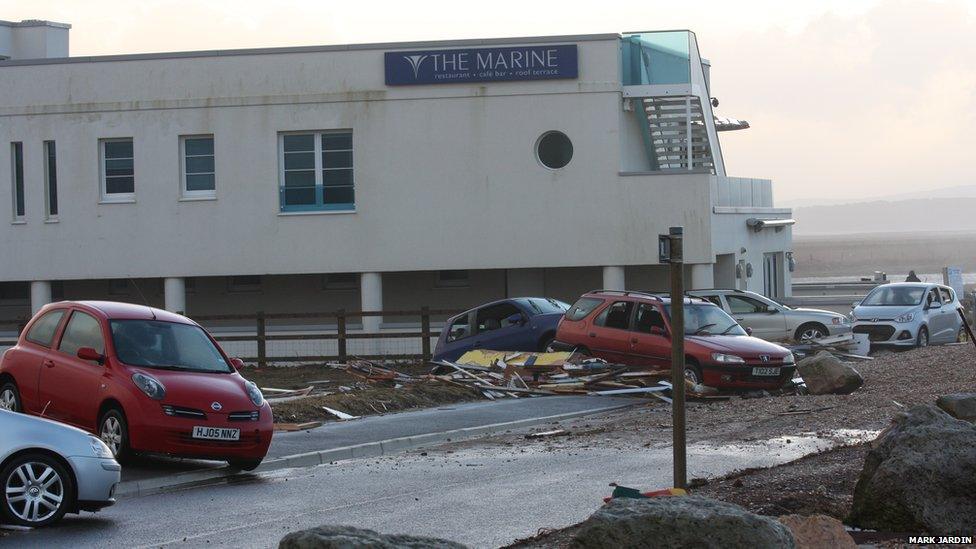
left=782, top=353, right=796, bottom=365
left=89, top=436, right=113, bottom=459
left=712, top=353, right=745, bottom=364
left=132, top=372, right=166, bottom=400
left=244, top=380, right=264, bottom=407
left=832, top=316, right=849, bottom=325
left=894, top=312, right=915, bottom=323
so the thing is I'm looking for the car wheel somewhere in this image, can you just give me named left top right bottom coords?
left=539, top=337, right=555, bottom=353
left=916, top=327, right=929, bottom=348
left=0, top=382, right=21, bottom=412
left=0, top=453, right=75, bottom=527
left=795, top=323, right=828, bottom=342
left=684, top=363, right=703, bottom=385
left=227, top=459, right=262, bottom=472
left=99, top=409, right=132, bottom=463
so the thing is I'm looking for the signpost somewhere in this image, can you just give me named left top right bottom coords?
left=660, top=226, right=687, bottom=488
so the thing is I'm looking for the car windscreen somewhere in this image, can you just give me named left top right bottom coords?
left=518, top=298, right=570, bottom=315
left=565, top=297, right=604, bottom=321
left=109, top=320, right=232, bottom=373
left=665, top=304, right=747, bottom=336
left=861, top=286, right=925, bottom=306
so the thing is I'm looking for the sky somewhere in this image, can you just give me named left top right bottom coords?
left=2, top=0, right=974, bottom=203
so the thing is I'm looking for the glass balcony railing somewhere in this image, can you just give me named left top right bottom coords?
left=621, top=31, right=691, bottom=86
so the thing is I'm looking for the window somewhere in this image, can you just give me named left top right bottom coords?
left=11, top=142, right=24, bottom=220
left=0, top=282, right=28, bottom=304
left=594, top=301, right=634, bottom=330
left=43, top=141, right=58, bottom=218
left=566, top=297, right=603, bottom=321
left=517, top=298, right=570, bottom=315
left=435, top=270, right=469, bottom=288
left=25, top=310, right=65, bottom=347
left=279, top=131, right=354, bottom=212
left=446, top=314, right=472, bottom=342
left=726, top=295, right=770, bottom=314
left=862, top=286, right=925, bottom=306
left=323, top=273, right=359, bottom=290
left=940, top=287, right=954, bottom=304
left=228, top=275, right=262, bottom=293
left=633, top=303, right=667, bottom=334
left=536, top=131, right=573, bottom=169
left=59, top=311, right=104, bottom=357
left=476, top=303, right=523, bottom=333
left=181, top=135, right=215, bottom=198
left=110, top=320, right=231, bottom=372
left=109, top=279, right=129, bottom=295
left=101, top=138, right=135, bottom=201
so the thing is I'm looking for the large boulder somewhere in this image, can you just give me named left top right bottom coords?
left=936, top=393, right=976, bottom=423
left=796, top=351, right=863, bottom=395
left=572, top=496, right=795, bottom=548
left=279, top=525, right=467, bottom=549
left=777, top=514, right=855, bottom=549
left=848, top=405, right=976, bottom=534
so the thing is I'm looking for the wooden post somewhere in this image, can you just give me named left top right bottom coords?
left=668, top=226, right=687, bottom=489
left=421, top=306, right=431, bottom=362
left=337, top=309, right=347, bottom=362
left=256, top=311, right=267, bottom=368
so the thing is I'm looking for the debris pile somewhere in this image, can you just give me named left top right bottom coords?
left=429, top=350, right=680, bottom=401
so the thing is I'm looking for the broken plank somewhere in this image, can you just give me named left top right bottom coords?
left=591, top=386, right=669, bottom=396
left=525, top=429, right=569, bottom=439
left=472, top=384, right=555, bottom=395
left=322, top=406, right=359, bottom=420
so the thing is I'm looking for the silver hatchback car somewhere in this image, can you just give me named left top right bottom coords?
left=689, top=289, right=852, bottom=342
left=0, top=409, right=120, bottom=527
left=852, top=282, right=963, bottom=348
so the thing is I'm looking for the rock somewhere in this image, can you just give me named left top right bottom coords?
left=936, top=393, right=976, bottom=423
left=796, top=351, right=863, bottom=395
left=279, top=525, right=468, bottom=549
left=777, top=515, right=855, bottom=549
left=572, top=496, right=795, bottom=548
left=848, top=405, right=976, bottom=534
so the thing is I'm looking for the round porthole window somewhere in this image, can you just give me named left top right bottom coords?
left=536, top=131, right=573, bottom=169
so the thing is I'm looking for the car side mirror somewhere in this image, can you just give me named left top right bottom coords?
left=77, top=347, right=105, bottom=365
left=851, top=300, right=861, bottom=309
left=230, top=358, right=245, bottom=370
left=650, top=326, right=666, bottom=337
left=928, top=302, right=942, bottom=310
left=745, top=327, right=754, bottom=336
left=768, top=308, right=779, bottom=314
left=505, top=313, right=524, bottom=326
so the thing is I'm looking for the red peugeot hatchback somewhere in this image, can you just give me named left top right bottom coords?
left=0, top=301, right=272, bottom=470
left=552, top=290, right=796, bottom=390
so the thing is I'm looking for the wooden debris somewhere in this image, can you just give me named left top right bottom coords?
left=525, top=429, right=569, bottom=439
left=322, top=406, right=359, bottom=420
left=274, top=421, right=323, bottom=432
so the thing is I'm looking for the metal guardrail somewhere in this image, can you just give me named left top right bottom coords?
left=0, top=309, right=462, bottom=366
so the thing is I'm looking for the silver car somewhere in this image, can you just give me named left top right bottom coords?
left=852, top=282, right=963, bottom=348
left=689, top=289, right=852, bottom=342
left=0, top=409, right=120, bottom=527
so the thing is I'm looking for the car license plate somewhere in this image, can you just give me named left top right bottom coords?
left=192, top=426, right=240, bottom=441
left=752, top=367, right=780, bottom=377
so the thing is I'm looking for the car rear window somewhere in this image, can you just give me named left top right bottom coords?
left=25, top=310, right=65, bottom=348
left=565, top=297, right=603, bottom=321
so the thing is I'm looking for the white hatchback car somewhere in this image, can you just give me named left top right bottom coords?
left=852, top=283, right=964, bottom=348
left=0, top=409, right=120, bottom=527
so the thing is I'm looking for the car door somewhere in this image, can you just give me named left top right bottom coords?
left=6, top=309, right=67, bottom=414
left=928, top=287, right=957, bottom=343
left=940, top=287, right=963, bottom=342
left=437, top=311, right=477, bottom=361
left=588, top=300, right=636, bottom=364
left=628, top=302, right=672, bottom=369
left=38, top=309, right=108, bottom=429
left=725, top=294, right=789, bottom=341
left=471, top=302, right=529, bottom=351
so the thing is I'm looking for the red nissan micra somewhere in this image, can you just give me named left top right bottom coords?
left=0, top=301, right=272, bottom=470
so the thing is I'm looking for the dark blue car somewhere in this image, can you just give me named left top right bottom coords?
left=432, top=298, right=571, bottom=362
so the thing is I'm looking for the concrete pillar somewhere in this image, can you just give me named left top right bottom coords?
left=164, top=277, right=186, bottom=314
left=602, top=266, right=626, bottom=290
left=360, top=272, right=383, bottom=333
left=689, top=264, right=715, bottom=290
left=30, top=281, right=52, bottom=315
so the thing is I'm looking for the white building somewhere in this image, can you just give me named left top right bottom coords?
left=0, top=21, right=794, bottom=337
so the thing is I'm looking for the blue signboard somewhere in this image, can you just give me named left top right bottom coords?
left=385, top=44, right=578, bottom=86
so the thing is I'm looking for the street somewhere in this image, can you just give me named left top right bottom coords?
left=5, top=413, right=860, bottom=548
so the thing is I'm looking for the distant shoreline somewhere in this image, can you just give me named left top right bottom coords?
left=792, top=232, right=976, bottom=279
